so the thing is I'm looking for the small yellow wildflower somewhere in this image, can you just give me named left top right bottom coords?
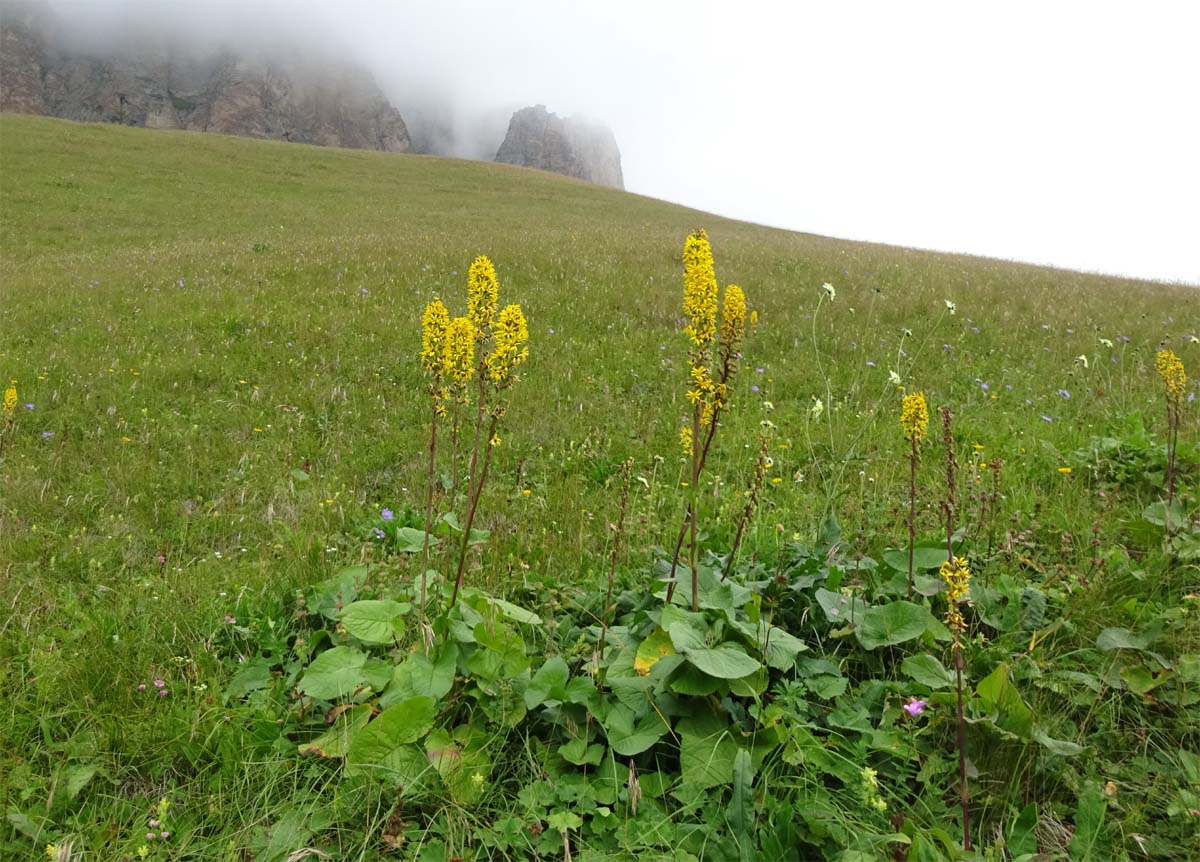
left=467, top=255, right=499, bottom=332
left=770, top=477, right=782, bottom=485
left=138, top=846, right=150, bottom=859
left=750, top=309, right=759, bottom=325
left=679, top=426, right=693, bottom=456
left=900, top=392, right=929, bottom=443
left=682, top=230, right=718, bottom=349
left=45, top=845, right=57, bottom=860
left=485, top=303, right=529, bottom=384
left=489, top=433, right=501, bottom=447
left=522, top=489, right=531, bottom=497
left=420, top=297, right=450, bottom=375
left=1155, top=349, right=1187, bottom=401
left=1058, top=466, right=1072, bottom=475
left=3, top=381, right=15, bottom=417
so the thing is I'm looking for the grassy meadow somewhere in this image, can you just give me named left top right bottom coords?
left=1, top=114, right=1198, bottom=860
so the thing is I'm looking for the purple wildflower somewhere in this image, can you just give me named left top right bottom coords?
left=1041, top=415, right=1053, bottom=423
left=866, top=361, right=876, bottom=367
left=381, top=508, right=394, bottom=521
left=902, top=697, right=928, bottom=717
left=751, top=385, right=760, bottom=393
left=24, top=403, right=33, bottom=410
left=1057, top=389, right=1071, bottom=399
left=372, top=528, right=386, bottom=539
left=41, top=431, right=54, bottom=438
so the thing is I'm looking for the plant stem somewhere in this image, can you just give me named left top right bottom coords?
left=955, top=641, right=971, bottom=850
left=420, top=398, right=439, bottom=622
left=450, top=410, right=497, bottom=608
left=907, top=435, right=917, bottom=599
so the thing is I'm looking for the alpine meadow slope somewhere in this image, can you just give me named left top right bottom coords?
left=1, top=114, right=1198, bottom=861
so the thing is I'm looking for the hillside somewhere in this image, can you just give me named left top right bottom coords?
left=1, top=114, right=1198, bottom=861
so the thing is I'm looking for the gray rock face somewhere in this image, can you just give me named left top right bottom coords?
left=0, top=6, right=410, bottom=153
left=495, top=105, right=623, bottom=189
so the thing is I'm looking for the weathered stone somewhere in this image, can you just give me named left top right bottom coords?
left=0, top=5, right=410, bottom=153
left=495, top=105, right=623, bottom=189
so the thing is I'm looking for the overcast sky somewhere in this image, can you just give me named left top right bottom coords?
left=44, top=1, right=1200, bottom=284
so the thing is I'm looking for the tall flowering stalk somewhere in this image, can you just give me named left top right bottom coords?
left=939, top=404, right=971, bottom=851
left=443, top=316, right=477, bottom=511
left=941, top=555, right=973, bottom=852
left=451, top=261, right=528, bottom=608
left=667, top=231, right=747, bottom=610
left=1155, top=349, right=1187, bottom=518
left=1, top=380, right=16, bottom=455
left=901, top=392, right=929, bottom=599
left=418, top=299, right=451, bottom=623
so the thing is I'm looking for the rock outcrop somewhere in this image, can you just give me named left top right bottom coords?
left=495, top=105, right=623, bottom=189
left=0, top=4, right=411, bottom=153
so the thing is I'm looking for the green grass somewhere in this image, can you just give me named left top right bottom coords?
left=1, top=114, right=1198, bottom=860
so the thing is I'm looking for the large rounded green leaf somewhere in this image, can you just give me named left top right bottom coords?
left=297, top=646, right=369, bottom=700
left=602, top=703, right=668, bottom=756
left=855, top=601, right=933, bottom=650
left=684, top=645, right=762, bottom=679
left=339, top=599, right=410, bottom=645
left=347, top=696, right=438, bottom=784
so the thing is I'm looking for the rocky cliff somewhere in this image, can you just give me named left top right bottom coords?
left=495, top=105, right=623, bottom=190
left=0, top=4, right=411, bottom=153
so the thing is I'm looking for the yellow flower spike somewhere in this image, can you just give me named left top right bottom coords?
left=720, top=284, right=747, bottom=347
left=1155, top=349, right=1187, bottom=401
left=467, top=255, right=499, bottom=332
left=900, top=392, right=929, bottom=443
left=420, top=297, right=450, bottom=375
left=486, top=303, right=529, bottom=384
left=679, top=426, right=693, bottom=456
left=682, top=230, right=718, bottom=350
left=749, top=309, right=759, bottom=326
left=442, top=317, right=477, bottom=389
left=3, top=380, right=15, bottom=417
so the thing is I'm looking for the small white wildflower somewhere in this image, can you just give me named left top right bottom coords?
left=1075, top=354, right=1089, bottom=369
left=1098, top=338, right=1114, bottom=348
left=810, top=396, right=824, bottom=419
left=888, top=369, right=902, bottom=386
left=821, top=282, right=836, bottom=301
left=944, top=299, right=957, bottom=315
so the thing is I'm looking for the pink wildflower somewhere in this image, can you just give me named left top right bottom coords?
left=902, top=697, right=928, bottom=717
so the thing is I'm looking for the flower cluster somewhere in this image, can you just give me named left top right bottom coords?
left=467, top=255, right=499, bottom=333
left=720, top=284, right=746, bottom=347
left=900, top=391, right=929, bottom=443
left=1156, top=349, right=1187, bottom=402
left=679, top=425, right=693, bottom=456
left=486, top=303, right=530, bottom=385
left=442, top=316, right=477, bottom=394
left=681, top=232, right=748, bottom=428
left=682, top=230, right=718, bottom=349
left=3, top=380, right=15, bottom=417
left=940, top=556, right=972, bottom=638
left=860, top=767, right=888, bottom=813
left=420, top=298, right=450, bottom=375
